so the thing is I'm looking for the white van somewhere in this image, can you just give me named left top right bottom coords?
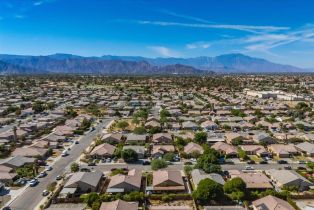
left=61, top=150, right=68, bottom=157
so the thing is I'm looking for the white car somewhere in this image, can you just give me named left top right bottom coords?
left=42, top=190, right=49, bottom=196
left=38, top=171, right=47, bottom=178
left=61, top=150, right=68, bottom=157
left=46, top=166, right=53, bottom=171
left=245, top=166, right=254, bottom=170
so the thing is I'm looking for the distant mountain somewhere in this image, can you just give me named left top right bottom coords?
left=0, top=55, right=209, bottom=75
left=0, top=60, right=45, bottom=75
left=0, top=53, right=310, bottom=74
left=144, top=54, right=305, bottom=73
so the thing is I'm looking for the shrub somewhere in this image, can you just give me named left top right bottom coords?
left=70, top=162, right=79, bottom=172
left=151, top=159, right=167, bottom=170
left=163, top=152, right=175, bottom=161
left=194, top=132, right=207, bottom=144
left=161, top=194, right=174, bottom=202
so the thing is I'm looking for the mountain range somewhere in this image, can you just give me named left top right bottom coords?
left=0, top=53, right=311, bottom=75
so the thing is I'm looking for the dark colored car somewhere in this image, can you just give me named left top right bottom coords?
left=80, top=168, right=91, bottom=172
left=88, top=162, right=96, bottom=166
left=247, top=160, right=255, bottom=164
left=297, top=166, right=307, bottom=170
left=142, top=161, right=151, bottom=165
left=277, top=160, right=288, bottom=164
left=259, top=160, right=268, bottom=164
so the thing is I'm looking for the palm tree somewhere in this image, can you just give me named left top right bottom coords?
left=13, top=126, right=17, bottom=142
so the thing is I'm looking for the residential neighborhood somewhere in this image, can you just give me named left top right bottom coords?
left=1, top=75, right=314, bottom=210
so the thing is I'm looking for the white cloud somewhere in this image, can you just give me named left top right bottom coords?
left=242, top=26, right=314, bottom=53
left=186, top=42, right=211, bottom=49
left=148, top=46, right=180, bottom=57
left=33, top=0, right=56, bottom=6
left=33, top=1, right=43, bottom=6
left=14, top=14, right=26, bottom=19
left=136, top=20, right=289, bottom=33
left=160, top=9, right=214, bottom=24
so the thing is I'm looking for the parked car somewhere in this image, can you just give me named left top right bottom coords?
left=88, top=161, right=96, bottom=166
left=2, top=206, right=11, bottom=210
left=142, top=160, right=151, bottom=165
left=29, top=179, right=39, bottom=187
left=56, top=175, right=63, bottom=180
left=46, top=166, right=53, bottom=171
left=284, top=166, right=292, bottom=170
left=16, top=178, right=27, bottom=185
left=42, top=190, right=49, bottom=196
left=38, top=171, right=47, bottom=178
left=277, top=160, right=288, bottom=164
left=247, top=160, right=255, bottom=164
left=61, top=150, right=68, bottom=157
left=298, top=160, right=306, bottom=164
left=297, top=166, right=307, bottom=170
left=75, top=140, right=79, bottom=144
left=259, top=160, right=268, bottom=164
left=80, top=168, right=91, bottom=172
left=245, top=166, right=254, bottom=170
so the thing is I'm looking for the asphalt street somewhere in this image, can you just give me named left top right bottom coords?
left=8, top=118, right=113, bottom=210
left=85, top=161, right=303, bottom=173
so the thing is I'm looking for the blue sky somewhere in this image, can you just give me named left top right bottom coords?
left=1, top=0, right=314, bottom=67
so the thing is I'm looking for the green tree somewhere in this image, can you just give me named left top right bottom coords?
left=193, top=178, right=224, bottom=203
left=238, top=148, right=248, bottom=160
left=184, top=165, right=193, bottom=177
left=232, top=137, right=243, bottom=146
left=65, top=106, right=78, bottom=117
left=228, top=191, right=245, bottom=201
left=121, top=149, right=138, bottom=163
left=80, top=192, right=100, bottom=207
left=224, top=177, right=246, bottom=193
left=116, top=120, right=129, bottom=130
left=195, top=148, right=221, bottom=173
left=151, top=159, right=167, bottom=170
left=231, top=109, right=246, bottom=117
left=133, top=126, right=147, bottom=134
left=160, top=109, right=171, bottom=118
left=194, top=132, right=207, bottom=144
left=32, top=101, right=45, bottom=113
left=92, top=201, right=101, bottom=210
left=163, top=152, right=175, bottom=161
left=70, top=162, right=79, bottom=172
left=307, top=161, right=314, bottom=173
